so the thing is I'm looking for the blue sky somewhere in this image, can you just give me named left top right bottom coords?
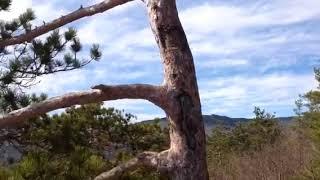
left=1, top=0, right=320, bottom=121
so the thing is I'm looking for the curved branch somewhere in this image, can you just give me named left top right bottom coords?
left=0, top=84, right=165, bottom=128
left=95, top=150, right=168, bottom=180
left=0, top=0, right=133, bottom=48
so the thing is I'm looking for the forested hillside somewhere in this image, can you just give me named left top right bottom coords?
left=143, top=114, right=293, bottom=133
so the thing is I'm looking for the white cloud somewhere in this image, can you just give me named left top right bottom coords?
left=0, top=0, right=32, bottom=20
left=104, top=99, right=154, bottom=112
left=104, top=99, right=165, bottom=122
left=32, top=3, right=67, bottom=22
left=180, top=0, right=320, bottom=60
left=180, top=1, right=320, bottom=39
left=25, top=69, right=88, bottom=96
left=92, top=67, right=154, bottom=82
left=199, top=73, right=317, bottom=117
left=134, top=113, right=161, bottom=121
left=0, top=0, right=68, bottom=26
left=197, top=58, right=249, bottom=69
left=77, top=15, right=133, bottom=45
left=109, top=28, right=155, bottom=50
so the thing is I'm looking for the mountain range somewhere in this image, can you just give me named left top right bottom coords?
left=142, top=114, right=293, bottom=133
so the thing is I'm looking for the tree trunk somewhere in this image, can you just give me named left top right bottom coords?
left=146, top=0, right=209, bottom=179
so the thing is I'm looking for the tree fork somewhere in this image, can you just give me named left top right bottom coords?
left=146, top=0, right=209, bottom=179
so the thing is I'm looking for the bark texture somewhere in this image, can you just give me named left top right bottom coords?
left=95, top=150, right=169, bottom=180
left=146, top=0, right=209, bottom=179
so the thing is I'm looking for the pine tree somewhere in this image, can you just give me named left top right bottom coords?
left=293, top=68, right=320, bottom=178
left=0, top=103, right=169, bottom=179
left=0, top=1, right=101, bottom=115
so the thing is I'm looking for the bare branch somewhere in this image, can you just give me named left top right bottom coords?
left=0, top=84, right=165, bottom=128
left=0, top=0, right=133, bottom=48
left=95, top=151, right=166, bottom=180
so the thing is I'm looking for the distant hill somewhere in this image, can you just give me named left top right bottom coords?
left=141, top=114, right=293, bottom=133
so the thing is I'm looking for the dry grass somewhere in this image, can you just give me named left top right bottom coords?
left=208, top=128, right=314, bottom=180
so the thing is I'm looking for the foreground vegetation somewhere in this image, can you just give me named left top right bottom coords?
left=206, top=68, right=320, bottom=180
left=207, top=110, right=312, bottom=180
left=0, top=103, right=169, bottom=180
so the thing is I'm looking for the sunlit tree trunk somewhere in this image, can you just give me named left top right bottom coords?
left=146, top=0, right=209, bottom=179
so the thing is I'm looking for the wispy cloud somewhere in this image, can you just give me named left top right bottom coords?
left=199, top=73, right=317, bottom=117
left=0, top=0, right=32, bottom=20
